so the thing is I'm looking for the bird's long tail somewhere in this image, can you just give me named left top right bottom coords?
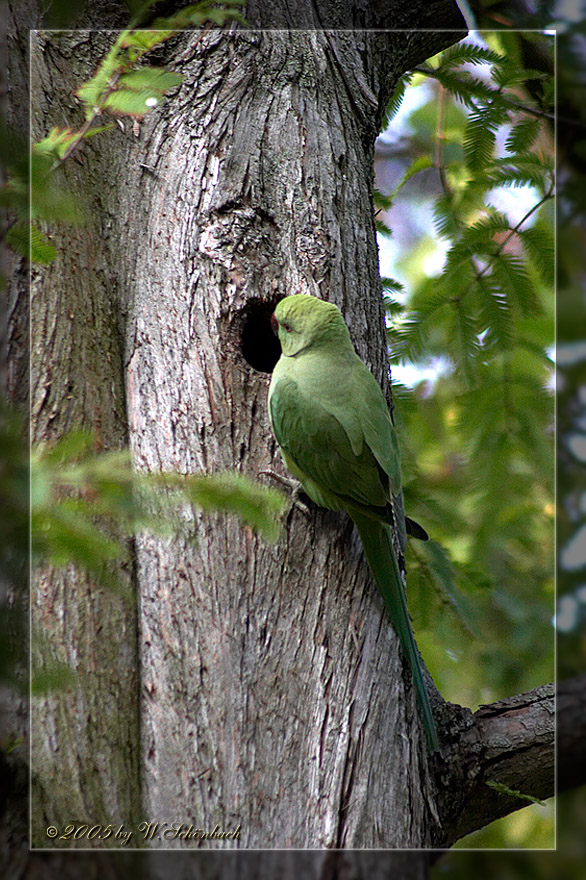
left=352, top=513, right=439, bottom=752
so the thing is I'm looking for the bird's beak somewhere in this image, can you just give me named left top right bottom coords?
left=271, top=313, right=279, bottom=336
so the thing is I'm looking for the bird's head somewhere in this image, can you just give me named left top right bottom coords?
left=271, top=295, right=350, bottom=358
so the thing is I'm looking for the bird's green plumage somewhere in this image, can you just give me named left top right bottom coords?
left=268, top=294, right=439, bottom=752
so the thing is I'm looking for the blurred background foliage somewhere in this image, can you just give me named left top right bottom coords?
left=374, top=0, right=584, bottom=860
left=375, top=27, right=555, bottom=725
left=1, top=0, right=585, bottom=862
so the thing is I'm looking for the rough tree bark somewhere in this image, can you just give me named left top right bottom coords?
left=3, top=0, right=566, bottom=873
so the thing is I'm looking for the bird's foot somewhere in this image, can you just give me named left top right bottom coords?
left=259, top=470, right=311, bottom=515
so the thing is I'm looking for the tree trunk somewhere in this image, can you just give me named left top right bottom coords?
left=26, top=16, right=463, bottom=848
left=28, top=29, right=143, bottom=844
left=109, top=22, right=460, bottom=849
left=10, top=0, right=563, bottom=864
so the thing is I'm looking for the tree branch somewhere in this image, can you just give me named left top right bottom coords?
left=433, top=681, right=558, bottom=847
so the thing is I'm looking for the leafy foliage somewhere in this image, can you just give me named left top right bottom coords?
left=2, top=0, right=246, bottom=264
left=375, top=32, right=554, bottom=745
left=20, top=426, right=288, bottom=696
left=5, top=222, right=57, bottom=264
left=31, top=430, right=288, bottom=581
left=380, top=72, right=413, bottom=129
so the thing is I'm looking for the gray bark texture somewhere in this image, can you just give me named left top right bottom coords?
left=106, top=22, right=455, bottom=850
left=2, top=0, right=566, bottom=871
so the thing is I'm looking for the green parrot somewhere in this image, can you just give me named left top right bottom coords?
left=268, top=293, right=439, bottom=752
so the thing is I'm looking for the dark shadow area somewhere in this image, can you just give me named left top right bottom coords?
left=238, top=297, right=284, bottom=373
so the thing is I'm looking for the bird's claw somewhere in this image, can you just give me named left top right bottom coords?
left=259, top=469, right=311, bottom=515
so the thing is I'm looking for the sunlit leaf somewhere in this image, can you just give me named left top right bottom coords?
left=103, top=87, right=163, bottom=117
left=118, top=68, right=183, bottom=93
left=437, top=42, right=505, bottom=69
left=464, top=105, right=509, bottom=170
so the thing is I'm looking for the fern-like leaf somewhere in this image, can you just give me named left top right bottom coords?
left=6, top=222, right=57, bottom=264
left=381, top=73, right=413, bottom=130
left=433, top=192, right=460, bottom=239
left=519, top=225, right=554, bottom=286
left=464, top=105, right=510, bottom=170
left=492, top=252, right=541, bottom=317
left=389, top=155, right=434, bottom=202
left=505, top=118, right=542, bottom=154
left=476, top=277, right=513, bottom=351
left=487, top=162, right=550, bottom=190
left=381, top=277, right=405, bottom=295
left=391, top=292, right=452, bottom=362
left=433, top=67, right=498, bottom=108
left=437, top=42, right=505, bottom=69
left=450, top=296, right=479, bottom=386
left=376, top=218, right=392, bottom=237
left=76, top=34, right=127, bottom=117
left=444, top=212, right=511, bottom=270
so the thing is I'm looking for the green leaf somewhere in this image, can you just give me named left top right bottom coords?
left=120, top=29, right=175, bottom=57
left=34, top=126, right=80, bottom=161
left=464, top=105, right=509, bottom=170
left=390, top=292, right=451, bottom=362
left=82, top=123, right=115, bottom=140
left=30, top=152, right=84, bottom=224
left=152, top=0, right=247, bottom=30
left=451, top=295, right=479, bottom=386
left=476, top=277, right=513, bottom=351
left=376, top=218, right=392, bottom=237
left=492, top=63, right=549, bottom=89
left=437, top=42, right=505, bottom=69
left=519, top=225, right=554, bottom=287
left=183, top=472, right=288, bottom=542
left=411, top=540, right=478, bottom=636
left=381, top=277, right=405, bottom=295
left=103, top=87, right=163, bottom=117
left=505, top=118, right=542, bottom=154
left=487, top=163, right=549, bottom=190
left=39, top=429, right=96, bottom=466
left=6, top=222, right=57, bottom=264
left=432, top=67, right=498, bottom=108
left=381, top=73, right=413, bottom=129
left=32, top=507, right=124, bottom=569
left=444, top=212, right=512, bottom=269
left=492, top=252, right=541, bottom=317
left=35, top=122, right=112, bottom=159
left=433, top=192, right=460, bottom=239
left=118, top=68, right=183, bottom=93
left=373, top=187, right=393, bottom=211
left=488, top=153, right=553, bottom=190
left=76, top=32, right=127, bottom=117
left=388, top=155, right=434, bottom=203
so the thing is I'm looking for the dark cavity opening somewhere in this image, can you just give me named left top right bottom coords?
left=239, top=297, right=284, bottom=373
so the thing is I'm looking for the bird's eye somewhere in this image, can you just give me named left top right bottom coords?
left=283, top=323, right=292, bottom=333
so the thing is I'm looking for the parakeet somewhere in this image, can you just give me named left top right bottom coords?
left=268, top=293, right=439, bottom=752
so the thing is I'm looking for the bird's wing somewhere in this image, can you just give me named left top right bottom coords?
left=269, top=374, right=390, bottom=514
left=348, top=360, right=403, bottom=496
